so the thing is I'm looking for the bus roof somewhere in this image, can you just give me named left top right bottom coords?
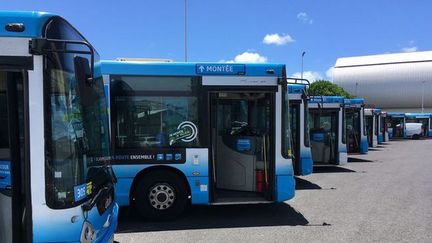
left=387, top=112, right=405, bottom=118
left=0, top=11, right=56, bottom=38
left=405, top=113, right=432, bottom=118
left=101, top=60, right=285, bottom=77
left=344, top=98, right=364, bottom=105
left=309, top=96, right=344, bottom=104
left=288, top=84, right=306, bottom=94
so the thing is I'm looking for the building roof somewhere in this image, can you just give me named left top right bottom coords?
left=335, top=51, right=432, bottom=68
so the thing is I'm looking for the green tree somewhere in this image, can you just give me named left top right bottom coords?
left=308, top=80, right=354, bottom=98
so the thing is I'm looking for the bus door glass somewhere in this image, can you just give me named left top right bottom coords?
left=210, top=91, right=274, bottom=202
left=366, top=115, right=374, bottom=145
left=0, top=71, right=27, bottom=243
left=346, top=108, right=361, bottom=153
left=289, top=102, right=300, bottom=174
left=390, top=117, right=404, bottom=138
left=309, top=110, right=338, bottom=164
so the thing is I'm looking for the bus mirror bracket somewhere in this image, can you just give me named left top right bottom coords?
left=29, top=38, right=95, bottom=81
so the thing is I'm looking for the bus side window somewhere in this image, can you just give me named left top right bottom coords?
left=111, top=76, right=201, bottom=150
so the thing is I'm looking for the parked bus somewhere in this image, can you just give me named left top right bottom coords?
left=101, top=60, right=298, bottom=219
left=344, top=98, right=368, bottom=154
left=287, top=80, right=313, bottom=176
left=387, top=112, right=406, bottom=139
left=364, top=108, right=380, bottom=147
left=405, top=113, right=431, bottom=137
left=0, top=11, right=118, bottom=243
left=308, top=96, right=348, bottom=165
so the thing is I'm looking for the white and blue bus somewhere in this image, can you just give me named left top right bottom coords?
left=287, top=81, right=313, bottom=176
left=405, top=113, right=432, bottom=137
left=0, top=11, right=118, bottom=243
left=308, top=96, right=348, bottom=165
left=101, top=60, right=298, bottom=219
left=344, top=98, right=368, bottom=154
left=387, top=112, right=406, bottom=139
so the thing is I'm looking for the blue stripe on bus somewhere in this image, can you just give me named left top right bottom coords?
left=101, top=61, right=284, bottom=77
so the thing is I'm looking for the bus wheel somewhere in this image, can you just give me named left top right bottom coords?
left=134, top=170, right=188, bottom=220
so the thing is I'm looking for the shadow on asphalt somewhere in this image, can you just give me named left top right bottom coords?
left=348, top=157, right=374, bottom=163
left=368, top=148, right=382, bottom=151
left=312, top=166, right=357, bottom=173
left=117, top=203, right=309, bottom=233
left=295, top=177, right=322, bottom=190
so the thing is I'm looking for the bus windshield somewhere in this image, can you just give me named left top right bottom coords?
left=45, top=52, right=111, bottom=209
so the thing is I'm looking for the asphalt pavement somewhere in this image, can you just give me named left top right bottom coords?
left=115, top=139, right=432, bottom=243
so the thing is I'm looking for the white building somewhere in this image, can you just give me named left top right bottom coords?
left=333, top=51, right=432, bottom=112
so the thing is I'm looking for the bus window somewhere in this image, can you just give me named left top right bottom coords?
left=111, top=76, right=201, bottom=150
left=0, top=75, right=9, bottom=160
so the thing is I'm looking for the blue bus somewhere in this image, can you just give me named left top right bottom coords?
left=405, top=113, right=432, bottom=137
left=308, top=96, right=348, bottom=165
left=0, top=11, right=118, bottom=243
left=387, top=112, right=406, bottom=139
left=101, top=60, right=298, bottom=219
left=287, top=81, right=313, bottom=176
left=344, top=98, right=368, bottom=154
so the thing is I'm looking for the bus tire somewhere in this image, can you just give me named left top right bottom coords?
left=412, top=134, right=420, bottom=140
left=134, top=170, right=188, bottom=220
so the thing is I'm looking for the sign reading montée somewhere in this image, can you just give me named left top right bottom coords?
left=196, top=64, right=245, bottom=75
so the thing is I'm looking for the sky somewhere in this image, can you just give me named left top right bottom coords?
left=2, top=0, right=431, bottom=81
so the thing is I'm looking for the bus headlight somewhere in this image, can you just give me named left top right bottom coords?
left=80, top=221, right=96, bottom=243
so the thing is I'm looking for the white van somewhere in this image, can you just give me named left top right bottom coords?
left=405, top=123, right=423, bottom=139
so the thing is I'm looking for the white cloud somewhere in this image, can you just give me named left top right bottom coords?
left=221, top=52, right=268, bottom=63
left=291, top=71, right=323, bottom=82
left=297, top=12, right=313, bottom=24
left=326, top=66, right=334, bottom=80
left=263, top=33, right=295, bottom=46
left=401, top=46, right=418, bottom=52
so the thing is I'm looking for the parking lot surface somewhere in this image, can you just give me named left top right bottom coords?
left=115, top=139, right=432, bottom=243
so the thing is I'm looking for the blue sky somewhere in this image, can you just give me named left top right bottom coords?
left=2, top=0, right=431, bottom=80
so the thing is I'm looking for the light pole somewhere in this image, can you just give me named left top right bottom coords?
left=184, top=0, right=188, bottom=62
left=355, top=82, right=359, bottom=97
left=301, top=51, right=306, bottom=80
left=421, top=81, right=425, bottom=113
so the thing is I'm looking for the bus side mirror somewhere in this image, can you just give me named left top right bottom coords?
left=74, top=56, right=95, bottom=106
left=74, top=56, right=92, bottom=84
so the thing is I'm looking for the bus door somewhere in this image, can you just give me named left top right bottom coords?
left=309, top=109, right=339, bottom=164
left=390, top=117, right=404, bottom=138
left=365, top=115, right=374, bottom=145
left=209, top=91, right=275, bottom=203
left=0, top=70, right=31, bottom=243
left=346, top=108, right=361, bottom=153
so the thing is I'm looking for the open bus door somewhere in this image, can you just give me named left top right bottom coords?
left=209, top=90, right=276, bottom=203
left=287, top=78, right=312, bottom=176
left=0, top=70, right=31, bottom=243
left=309, top=97, right=340, bottom=165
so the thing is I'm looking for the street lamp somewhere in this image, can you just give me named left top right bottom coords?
left=301, top=51, right=306, bottom=80
left=184, top=0, right=187, bottom=62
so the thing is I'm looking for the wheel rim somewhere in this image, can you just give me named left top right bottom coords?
left=148, top=183, right=175, bottom=210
